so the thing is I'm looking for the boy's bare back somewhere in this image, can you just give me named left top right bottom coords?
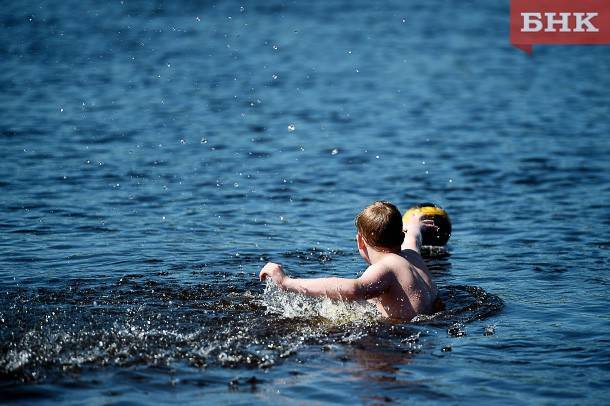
left=363, top=250, right=438, bottom=320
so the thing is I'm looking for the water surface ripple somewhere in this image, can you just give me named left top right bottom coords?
left=1, top=0, right=609, bottom=404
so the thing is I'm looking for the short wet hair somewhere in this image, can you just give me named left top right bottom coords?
left=355, top=201, right=404, bottom=250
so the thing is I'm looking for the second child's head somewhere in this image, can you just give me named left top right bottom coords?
left=355, top=201, right=404, bottom=261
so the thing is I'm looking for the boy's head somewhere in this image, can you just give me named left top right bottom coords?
left=355, top=201, right=404, bottom=253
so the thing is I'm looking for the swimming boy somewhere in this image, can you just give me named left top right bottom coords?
left=259, top=201, right=440, bottom=321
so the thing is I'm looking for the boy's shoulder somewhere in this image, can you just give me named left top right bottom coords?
left=380, top=252, right=422, bottom=279
left=361, top=259, right=395, bottom=281
left=400, top=249, right=428, bottom=269
left=368, top=253, right=411, bottom=274
left=384, top=251, right=411, bottom=266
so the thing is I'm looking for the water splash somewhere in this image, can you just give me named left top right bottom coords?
left=262, top=280, right=380, bottom=324
left=0, top=276, right=502, bottom=383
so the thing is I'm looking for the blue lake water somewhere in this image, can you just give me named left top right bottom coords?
left=1, top=0, right=609, bottom=404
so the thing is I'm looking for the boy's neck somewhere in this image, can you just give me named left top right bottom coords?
left=367, top=246, right=401, bottom=264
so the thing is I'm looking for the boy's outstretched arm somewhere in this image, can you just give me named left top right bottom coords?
left=259, top=262, right=391, bottom=301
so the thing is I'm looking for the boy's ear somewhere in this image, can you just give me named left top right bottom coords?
left=356, top=233, right=366, bottom=250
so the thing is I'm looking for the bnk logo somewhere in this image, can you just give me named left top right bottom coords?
left=510, top=0, right=610, bottom=53
left=521, top=12, right=599, bottom=32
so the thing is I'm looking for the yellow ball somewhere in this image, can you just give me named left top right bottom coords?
left=403, top=203, right=452, bottom=246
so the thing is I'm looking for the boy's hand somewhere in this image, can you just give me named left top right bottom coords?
left=259, top=262, right=287, bottom=287
left=403, top=213, right=438, bottom=234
